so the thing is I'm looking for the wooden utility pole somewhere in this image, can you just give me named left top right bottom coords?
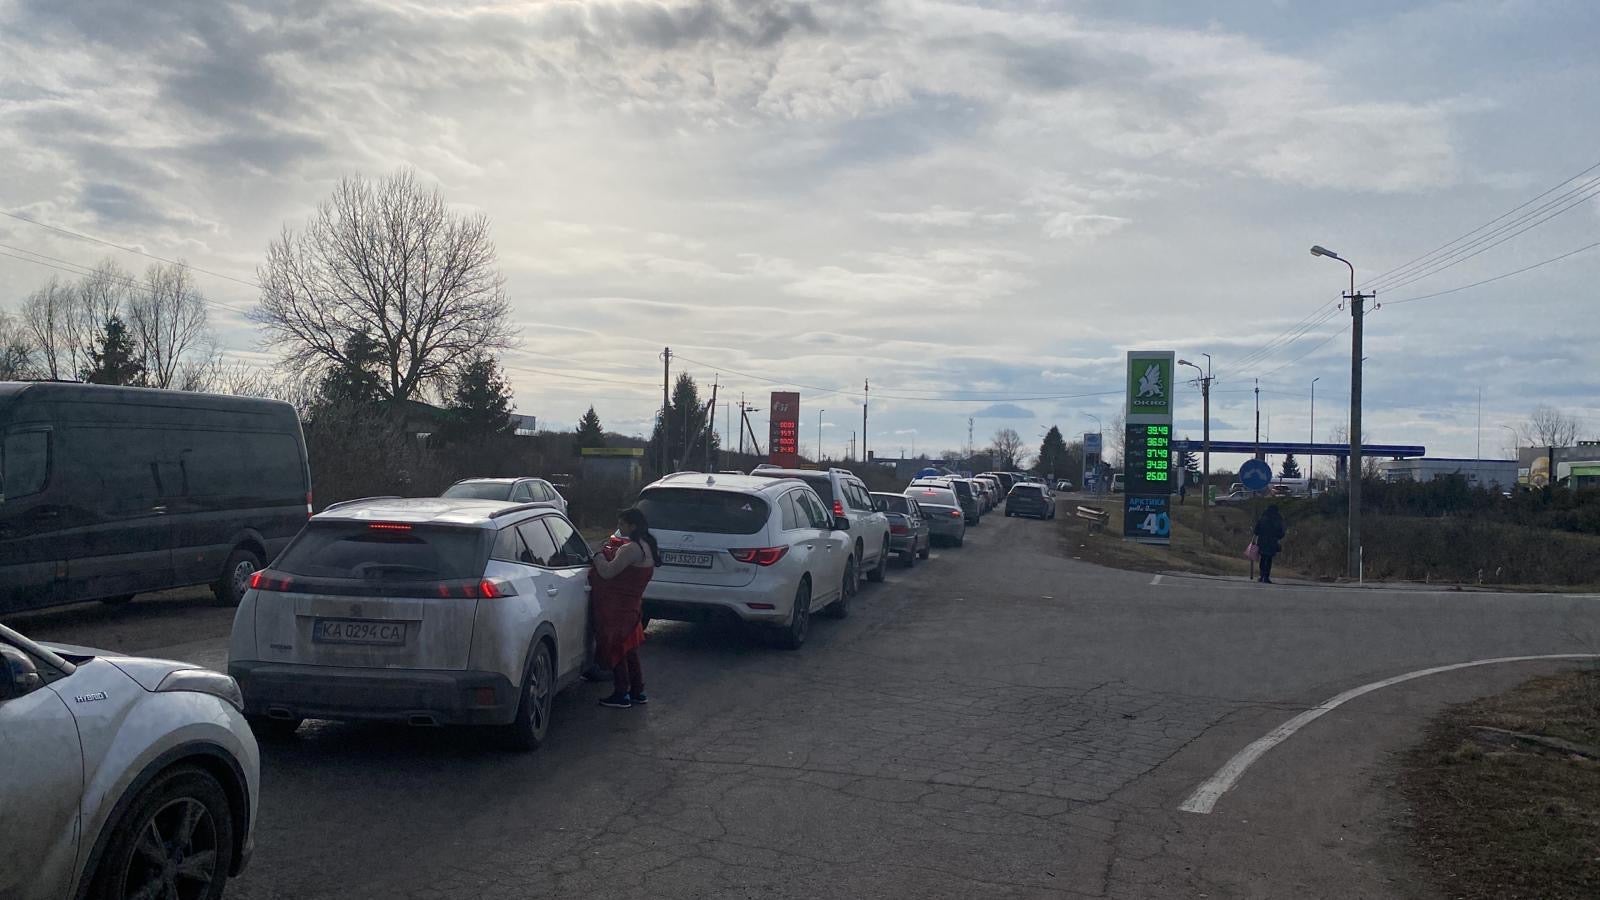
left=659, top=347, right=671, bottom=475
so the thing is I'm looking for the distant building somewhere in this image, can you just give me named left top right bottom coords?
left=1379, top=457, right=1518, bottom=490
left=1516, top=441, right=1600, bottom=488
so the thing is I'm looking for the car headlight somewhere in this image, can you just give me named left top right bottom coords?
left=156, top=669, right=245, bottom=712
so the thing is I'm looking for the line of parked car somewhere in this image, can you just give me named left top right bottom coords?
left=2, top=383, right=1066, bottom=900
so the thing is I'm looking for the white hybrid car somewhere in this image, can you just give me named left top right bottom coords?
left=0, top=622, right=260, bottom=900
left=228, top=497, right=593, bottom=749
left=637, top=473, right=853, bottom=649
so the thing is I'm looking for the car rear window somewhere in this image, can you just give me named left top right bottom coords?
left=275, top=523, right=488, bottom=581
left=908, top=487, right=957, bottom=506
left=749, top=472, right=834, bottom=508
left=949, top=480, right=973, bottom=499
left=442, top=482, right=513, bottom=500
left=1011, top=485, right=1042, bottom=497
left=637, top=488, right=770, bottom=535
left=875, top=494, right=910, bottom=514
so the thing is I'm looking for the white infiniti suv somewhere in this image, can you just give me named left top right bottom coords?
left=0, top=622, right=260, bottom=900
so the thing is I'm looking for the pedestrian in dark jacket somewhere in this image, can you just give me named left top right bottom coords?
left=1253, top=505, right=1287, bottom=584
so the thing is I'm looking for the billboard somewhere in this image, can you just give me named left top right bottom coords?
left=1124, top=350, right=1175, bottom=545
left=769, top=391, right=800, bottom=468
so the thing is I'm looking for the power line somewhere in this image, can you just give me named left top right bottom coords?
left=0, top=242, right=255, bottom=317
left=1385, top=238, right=1600, bottom=307
left=1362, top=159, right=1600, bottom=291
left=0, top=208, right=262, bottom=290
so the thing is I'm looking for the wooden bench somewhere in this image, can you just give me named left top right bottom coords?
left=1076, top=505, right=1110, bottom=534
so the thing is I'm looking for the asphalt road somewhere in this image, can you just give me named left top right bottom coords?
left=8, top=512, right=1600, bottom=899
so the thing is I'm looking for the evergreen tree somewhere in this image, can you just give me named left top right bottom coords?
left=1280, top=452, right=1303, bottom=479
left=439, top=354, right=514, bottom=442
left=576, top=405, right=606, bottom=449
left=648, top=373, right=717, bottom=469
left=1035, top=426, right=1069, bottom=476
left=80, top=315, right=146, bottom=386
left=317, top=332, right=386, bottom=407
left=1180, top=441, right=1200, bottom=484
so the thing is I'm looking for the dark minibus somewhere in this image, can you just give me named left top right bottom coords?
left=1, top=382, right=311, bottom=614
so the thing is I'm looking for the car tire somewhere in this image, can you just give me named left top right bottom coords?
left=867, top=541, right=889, bottom=582
left=246, top=715, right=303, bottom=740
left=900, top=545, right=916, bottom=567
left=776, top=578, right=814, bottom=645
left=212, top=547, right=261, bottom=607
left=89, top=764, right=235, bottom=900
left=503, top=640, right=555, bottom=751
left=953, top=533, right=965, bottom=547
left=918, top=540, right=931, bottom=560
left=98, top=593, right=136, bottom=606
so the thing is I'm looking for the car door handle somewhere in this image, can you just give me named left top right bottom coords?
left=33, top=508, right=61, bottom=520
left=546, top=587, right=560, bottom=596
left=149, top=505, right=168, bottom=514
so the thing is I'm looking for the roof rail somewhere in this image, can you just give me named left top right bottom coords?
left=488, top=501, right=560, bottom=519
left=321, top=495, right=402, bottom=512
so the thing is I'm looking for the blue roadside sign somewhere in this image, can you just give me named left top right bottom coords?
left=1239, top=458, right=1273, bottom=492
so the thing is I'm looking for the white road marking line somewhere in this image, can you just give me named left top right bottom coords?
left=1178, top=653, right=1600, bottom=814
left=1150, top=575, right=1163, bottom=585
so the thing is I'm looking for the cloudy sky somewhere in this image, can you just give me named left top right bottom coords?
left=3, top=0, right=1598, bottom=468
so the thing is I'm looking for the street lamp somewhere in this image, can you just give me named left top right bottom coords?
left=1499, top=424, right=1519, bottom=460
left=817, top=409, right=825, bottom=463
left=1309, top=376, right=1320, bottom=492
left=1311, top=244, right=1372, bottom=580
left=1178, top=357, right=1213, bottom=545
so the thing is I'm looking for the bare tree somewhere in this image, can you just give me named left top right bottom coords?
left=1521, top=404, right=1579, bottom=448
left=20, top=276, right=77, bottom=379
left=0, top=309, right=39, bottom=379
left=989, top=428, right=1026, bottom=470
left=73, top=259, right=136, bottom=372
left=254, top=170, right=514, bottom=402
left=1109, top=409, right=1125, bottom=467
left=129, top=261, right=212, bottom=388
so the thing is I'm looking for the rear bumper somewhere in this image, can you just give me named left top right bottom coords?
left=228, top=661, right=519, bottom=726
left=926, top=517, right=964, bottom=538
left=888, top=532, right=917, bottom=552
left=643, top=578, right=793, bottom=625
left=1009, top=503, right=1047, bottom=516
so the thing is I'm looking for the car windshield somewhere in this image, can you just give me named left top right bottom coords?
left=637, top=488, right=769, bottom=535
left=874, top=494, right=910, bottom=513
left=441, top=482, right=514, bottom=500
left=274, top=523, right=488, bottom=581
left=908, top=487, right=957, bottom=506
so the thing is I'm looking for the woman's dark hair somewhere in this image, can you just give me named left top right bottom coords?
left=618, top=507, right=662, bottom=565
left=1262, top=504, right=1282, bottom=520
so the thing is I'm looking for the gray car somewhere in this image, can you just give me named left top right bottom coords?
left=872, top=492, right=931, bottom=566
left=904, top=485, right=965, bottom=546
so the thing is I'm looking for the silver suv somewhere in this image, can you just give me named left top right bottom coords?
left=747, top=468, right=892, bottom=585
left=228, top=497, right=593, bottom=750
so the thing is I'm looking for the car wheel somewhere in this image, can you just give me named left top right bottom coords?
left=900, top=545, right=916, bottom=567
left=777, top=578, right=814, bottom=645
left=918, top=539, right=931, bottom=560
left=953, top=533, right=965, bottom=547
left=867, top=541, right=889, bottom=582
left=246, top=715, right=303, bottom=740
left=98, top=594, right=136, bottom=606
left=503, top=640, right=555, bottom=751
left=212, top=547, right=261, bottom=607
left=90, top=764, right=235, bottom=900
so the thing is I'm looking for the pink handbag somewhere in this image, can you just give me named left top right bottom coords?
left=1244, top=541, right=1260, bottom=562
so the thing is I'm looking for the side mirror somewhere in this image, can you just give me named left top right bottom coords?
left=1, top=646, right=42, bottom=700
left=832, top=515, right=851, bottom=532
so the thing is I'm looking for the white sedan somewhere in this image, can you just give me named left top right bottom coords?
left=0, top=623, right=259, bottom=900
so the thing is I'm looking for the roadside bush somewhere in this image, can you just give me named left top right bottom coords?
left=1312, top=477, right=1600, bottom=536
left=1278, top=514, right=1600, bottom=586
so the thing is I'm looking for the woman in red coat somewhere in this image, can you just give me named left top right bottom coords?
left=589, top=507, right=659, bottom=708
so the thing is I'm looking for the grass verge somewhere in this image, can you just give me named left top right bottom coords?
left=1053, top=495, right=1284, bottom=579
left=1399, top=668, right=1600, bottom=900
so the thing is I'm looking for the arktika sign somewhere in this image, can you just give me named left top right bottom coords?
left=769, top=391, right=800, bottom=469
left=1123, top=350, right=1175, bottom=545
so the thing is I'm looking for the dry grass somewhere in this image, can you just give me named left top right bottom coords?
left=1053, top=496, right=1290, bottom=579
left=1399, top=668, right=1600, bottom=900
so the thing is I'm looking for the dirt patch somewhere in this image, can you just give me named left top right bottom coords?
left=1399, top=668, right=1600, bottom=900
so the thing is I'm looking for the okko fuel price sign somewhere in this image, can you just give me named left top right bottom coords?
left=769, top=392, right=801, bottom=469
left=1123, top=350, right=1175, bottom=545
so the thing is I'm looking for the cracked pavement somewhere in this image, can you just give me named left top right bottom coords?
left=8, top=512, right=1599, bottom=898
